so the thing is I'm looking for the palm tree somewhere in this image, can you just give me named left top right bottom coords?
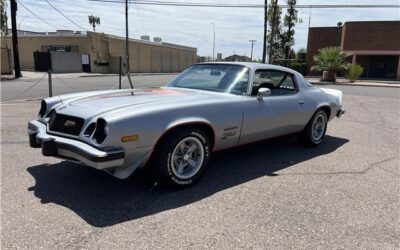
left=88, top=15, right=100, bottom=32
left=312, top=47, right=347, bottom=82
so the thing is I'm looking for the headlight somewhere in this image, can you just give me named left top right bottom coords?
left=83, top=122, right=96, bottom=137
left=38, top=100, right=47, bottom=118
left=93, top=118, right=108, bottom=144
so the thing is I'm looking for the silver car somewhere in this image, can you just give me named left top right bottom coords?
left=28, top=62, right=345, bottom=187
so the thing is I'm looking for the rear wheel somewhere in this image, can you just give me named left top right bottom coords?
left=152, top=128, right=210, bottom=187
left=299, top=110, right=328, bottom=147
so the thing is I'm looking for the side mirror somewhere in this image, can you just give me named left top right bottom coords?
left=257, top=88, right=271, bottom=100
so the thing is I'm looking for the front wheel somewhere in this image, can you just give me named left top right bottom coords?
left=153, top=128, right=210, bottom=187
left=299, top=110, right=328, bottom=147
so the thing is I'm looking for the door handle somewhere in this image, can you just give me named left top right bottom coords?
left=299, top=100, right=305, bottom=105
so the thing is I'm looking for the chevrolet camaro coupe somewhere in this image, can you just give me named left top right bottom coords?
left=28, top=62, right=345, bottom=187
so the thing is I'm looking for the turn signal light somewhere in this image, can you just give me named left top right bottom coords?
left=121, top=135, right=139, bottom=142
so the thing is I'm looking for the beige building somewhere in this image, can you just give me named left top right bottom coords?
left=2, top=30, right=197, bottom=73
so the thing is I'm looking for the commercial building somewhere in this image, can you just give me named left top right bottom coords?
left=2, top=30, right=197, bottom=74
left=306, top=21, right=400, bottom=79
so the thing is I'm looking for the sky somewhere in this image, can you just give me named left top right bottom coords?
left=6, top=0, right=400, bottom=60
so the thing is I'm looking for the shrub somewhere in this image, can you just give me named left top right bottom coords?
left=346, top=63, right=364, bottom=82
left=290, top=62, right=307, bottom=75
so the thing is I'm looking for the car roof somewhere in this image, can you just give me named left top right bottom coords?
left=194, top=61, right=300, bottom=75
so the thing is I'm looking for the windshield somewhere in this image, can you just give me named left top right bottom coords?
left=168, top=64, right=249, bottom=95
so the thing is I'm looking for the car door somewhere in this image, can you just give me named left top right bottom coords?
left=239, top=69, right=306, bottom=145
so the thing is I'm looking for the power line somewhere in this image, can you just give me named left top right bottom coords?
left=16, top=0, right=59, bottom=29
left=87, top=0, right=400, bottom=9
left=133, top=0, right=148, bottom=35
left=43, top=0, right=88, bottom=31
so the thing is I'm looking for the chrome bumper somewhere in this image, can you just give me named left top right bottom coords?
left=336, top=109, right=345, bottom=118
left=28, top=120, right=125, bottom=169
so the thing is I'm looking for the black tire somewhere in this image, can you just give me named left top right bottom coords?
left=299, top=110, right=328, bottom=147
left=152, top=127, right=211, bottom=187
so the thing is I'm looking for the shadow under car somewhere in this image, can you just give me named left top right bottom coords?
left=27, top=135, right=349, bottom=227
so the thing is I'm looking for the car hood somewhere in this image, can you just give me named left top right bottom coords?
left=55, top=87, right=231, bottom=119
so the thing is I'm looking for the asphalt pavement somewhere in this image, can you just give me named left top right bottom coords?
left=1, top=74, right=178, bottom=102
left=1, top=83, right=399, bottom=249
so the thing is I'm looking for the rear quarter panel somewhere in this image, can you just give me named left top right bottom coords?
left=301, top=86, right=336, bottom=122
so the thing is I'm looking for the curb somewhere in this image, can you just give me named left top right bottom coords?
left=309, top=81, right=400, bottom=88
left=78, top=74, right=119, bottom=78
left=0, top=97, right=42, bottom=104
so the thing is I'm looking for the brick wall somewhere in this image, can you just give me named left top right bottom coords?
left=342, top=21, right=400, bottom=51
left=305, top=27, right=342, bottom=72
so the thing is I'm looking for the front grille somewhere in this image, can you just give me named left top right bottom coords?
left=49, top=113, right=84, bottom=136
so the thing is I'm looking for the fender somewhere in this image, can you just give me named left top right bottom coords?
left=165, top=118, right=216, bottom=149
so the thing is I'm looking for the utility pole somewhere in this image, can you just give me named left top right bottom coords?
left=10, top=0, right=21, bottom=78
left=125, top=0, right=134, bottom=89
left=212, top=22, right=215, bottom=61
left=249, top=40, right=256, bottom=61
left=262, top=0, right=268, bottom=63
left=268, top=0, right=278, bottom=64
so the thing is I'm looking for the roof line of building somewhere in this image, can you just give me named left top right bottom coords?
left=103, top=33, right=197, bottom=51
left=310, top=20, right=400, bottom=29
left=7, top=29, right=197, bottom=52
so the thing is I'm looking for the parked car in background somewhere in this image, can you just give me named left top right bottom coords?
left=28, top=62, right=345, bottom=187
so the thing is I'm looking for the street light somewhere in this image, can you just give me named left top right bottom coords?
left=212, top=22, right=215, bottom=61
left=249, top=40, right=256, bottom=62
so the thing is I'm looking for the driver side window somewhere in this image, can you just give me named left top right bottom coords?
left=252, top=70, right=297, bottom=96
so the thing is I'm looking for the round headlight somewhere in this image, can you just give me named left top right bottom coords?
left=93, top=118, right=108, bottom=144
left=38, top=100, right=47, bottom=118
left=104, top=123, right=109, bottom=135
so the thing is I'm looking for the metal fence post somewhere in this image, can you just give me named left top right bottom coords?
left=119, top=56, right=122, bottom=89
left=48, top=69, right=53, bottom=97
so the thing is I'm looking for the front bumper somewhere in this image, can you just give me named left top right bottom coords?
left=336, top=109, right=345, bottom=118
left=28, top=120, right=125, bottom=169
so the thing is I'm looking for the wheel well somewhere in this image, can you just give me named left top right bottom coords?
left=319, top=106, right=331, bottom=120
left=157, top=123, right=216, bottom=150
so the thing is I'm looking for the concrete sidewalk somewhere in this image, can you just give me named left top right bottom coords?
left=305, top=77, right=400, bottom=88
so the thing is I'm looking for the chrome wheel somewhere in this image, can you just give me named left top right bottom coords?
left=171, top=136, right=205, bottom=179
left=312, top=113, right=326, bottom=141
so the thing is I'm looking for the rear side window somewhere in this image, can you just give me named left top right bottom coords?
left=252, top=70, right=297, bottom=96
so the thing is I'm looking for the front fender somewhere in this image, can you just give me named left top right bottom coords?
left=166, top=117, right=213, bottom=131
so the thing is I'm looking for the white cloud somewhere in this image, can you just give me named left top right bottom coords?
left=7, top=0, right=400, bottom=60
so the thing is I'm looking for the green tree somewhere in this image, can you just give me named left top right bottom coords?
left=1, top=0, right=7, bottom=36
left=267, top=0, right=301, bottom=63
left=88, top=14, right=100, bottom=32
left=312, top=47, right=348, bottom=82
left=266, top=0, right=284, bottom=62
left=297, top=48, right=306, bottom=53
left=282, top=0, right=299, bottom=61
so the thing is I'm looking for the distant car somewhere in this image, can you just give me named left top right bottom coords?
left=28, top=62, right=345, bottom=187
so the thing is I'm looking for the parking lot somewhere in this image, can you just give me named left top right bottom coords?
left=1, top=84, right=399, bottom=249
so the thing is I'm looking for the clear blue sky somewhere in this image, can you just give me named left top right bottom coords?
left=6, top=0, right=400, bottom=59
